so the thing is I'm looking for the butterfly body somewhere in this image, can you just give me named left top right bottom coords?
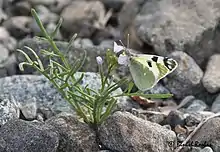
left=128, top=54, right=178, bottom=91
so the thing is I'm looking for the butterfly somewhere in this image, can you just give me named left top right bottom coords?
left=113, top=42, right=178, bottom=91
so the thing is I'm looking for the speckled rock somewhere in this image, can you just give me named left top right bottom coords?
left=99, top=111, right=176, bottom=152
left=211, top=94, right=220, bottom=113
left=190, top=117, right=220, bottom=152
left=186, top=99, right=208, bottom=112
left=202, top=54, right=220, bottom=93
left=0, top=27, right=17, bottom=53
left=0, top=119, right=59, bottom=152
left=16, top=38, right=108, bottom=74
left=61, top=1, right=105, bottom=38
left=0, top=43, right=9, bottom=64
left=3, top=16, right=32, bottom=39
left=0, top=95, right=20, bottom=126
left=134, top=0, right=220, bottom=67
left=164, top=51, right=204, bottom=99
left=46, top=113, right=99, bottom=152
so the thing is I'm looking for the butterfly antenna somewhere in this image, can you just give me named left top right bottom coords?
left=127, top=34, right=130, bottom=49
left=119, top=39, right=131, bottom=56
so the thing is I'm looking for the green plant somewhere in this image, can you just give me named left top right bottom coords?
left=17, top=9, right=173, bottom=128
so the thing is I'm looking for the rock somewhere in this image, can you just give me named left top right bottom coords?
left=99, top=39, right=114, bottom=48
left=164, top=51, right=204, bottom=99
left=184, top=113, right=201, bottom=127
left=202, top=54, right=220, bottom=93
left=0, top=95, right=20, bottom=126
left=19, top=97, right=37, bottom=120
left=1, top=54, right=17, bottom=76
left=134, top=0, right=220, bottom=67
left=0, top=27, right=17, bottom=53
left=0, top=75, right=73, bottom=116
left=163, top=110, right=185, bottom=128
left=178, top=95, right=196, bottom=109
left=3, top=16, right=32, bottom=39
left=46, top=113, right=99, bottom=152
left=16, top=38, right=108, bottom=74
left=99, top=111, right=176, bottom=152
left=211, top=94, right=220, bottom=113
left=0, top=119, right=59, bottom=152
left=48, top=0, right=71, bottom=13
left=145, top=83, right=170, bottom=95
left=0, top=44, right=9, bottom=64
left=200, top=147, right=214, bottom=152
left=0, top=8, right=7, bottom=23
left=74, top=38, right=94, bottom=48
left=29, top=5, right=59, bottom=36
left=190, top=117, right=220, bottom=152
left=186, top=99, right=208, bottom=112
left=26, top=0, right=56, bottom=6
left=101, top=0, right=128, bottom=12
left=0, top=72, right=128, bottom=119
left=4, top=1, right=31, bottom=16
left=61, top=1, right=105, bottom=38
left=46, top=23, right=63, bottom=40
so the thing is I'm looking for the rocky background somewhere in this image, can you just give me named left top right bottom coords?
left=0, top=0, right=220, bottom=152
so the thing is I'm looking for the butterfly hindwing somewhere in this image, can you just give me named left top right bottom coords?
left=129, top=56, right=158, bottom=91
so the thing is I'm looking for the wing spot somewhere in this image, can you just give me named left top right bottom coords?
left=147, top=61, right=152, bottom=67
left=152, top=56, right=158, bottom=62
left=164, top=58, right=176, bottom=71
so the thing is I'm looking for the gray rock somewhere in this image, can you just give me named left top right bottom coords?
left=0, top=72, right=128, bottom=119
left=0, top=75, right=72, bottom=115
left=4, top=1, right=31, bottom=16
left=200, top=147, right=214, bottom=152
left=202, top=54, right=220, bottom=93
left=0, top=119, right=59, bottom=152
left=1, top=54, right=17, bottom=76
left=164, top=110, right=185, bottom=128
left=0, top=44, right=8, bottom=64
left=29, top=5, right=59, bottom=36
left=164, top=51, right=204, bottom=99
left=3, top=16, right=32, bottom=39
left=26, top=0, right=56, bottom=6
left=184, top=113, right=201, bottom=127
left=0, top=95, right=20, bottom=126
left=61, top=1, right=105, bottom=38
left=19, top=97, right=37, bottom=120
left=190, top=117, right=220, bottom=152
left=186, top=99, right=208, bottom=112
left=16, top=38, right=108, bottom=74
left=0, top=27, right=17, bottom=53
left=74, top=38, right=94, bottom=48
left=145, top=83, right=170, bottom=95
left=101, top=0, right=127, bottom=12
left=99, top=40, right=114, bottom=48
left=46, top=23, right=63, bottom=40
left=178, top=95, right=196, bottom=109
left=48, top=0, right=71, bottom=13
left=0, top=8, right=7, bottom=23
left=99, top=111, right=176, bottom=152
left=134, top=0, right=220, bottom=67
left=211, top=93, right=220, bottom=113
left=46, top=112, right=99, bottom=152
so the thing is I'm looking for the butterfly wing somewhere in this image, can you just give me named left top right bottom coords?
left=129, top=56, right=158, bottom=91
left=129, top=54, right=178, bottom=91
